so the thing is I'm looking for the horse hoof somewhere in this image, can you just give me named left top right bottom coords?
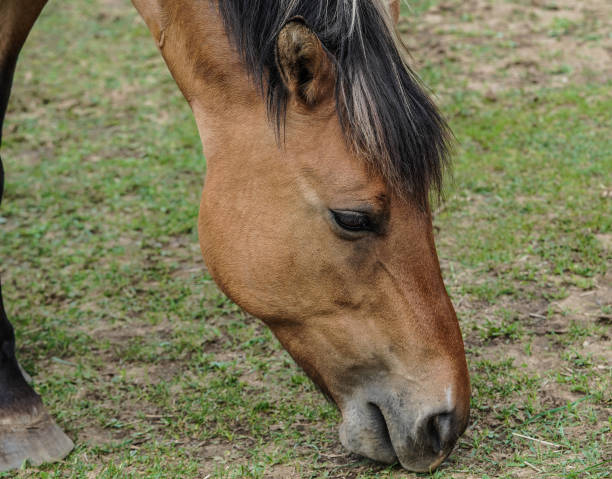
left=0, top=406, right=74, bottom=472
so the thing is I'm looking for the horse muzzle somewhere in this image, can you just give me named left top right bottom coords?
left=338, top=384, right=469, bottom=472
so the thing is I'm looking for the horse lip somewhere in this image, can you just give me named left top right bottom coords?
left=366, top=402, right=395, bottom=458
left=338, top=400, right=397, bottom=465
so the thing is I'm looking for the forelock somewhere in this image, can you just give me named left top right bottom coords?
left=216, top=0, right=452, bottom=207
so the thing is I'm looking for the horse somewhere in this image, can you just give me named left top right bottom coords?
left=0, top=0, right=470, bottom=473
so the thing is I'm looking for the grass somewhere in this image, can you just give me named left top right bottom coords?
left=1, top=0, right=610, bottom=477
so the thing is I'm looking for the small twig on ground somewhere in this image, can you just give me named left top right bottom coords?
left=529, top=313, right=546, bottom=320
left=524, top=461, right=542, bottom=473
left=318, top=453, right=347, bottom=459
left=51, top=356, right=77, bottom=367
left=512, top=432, right=562, bottom=448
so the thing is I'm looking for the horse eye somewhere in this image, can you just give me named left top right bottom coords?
left=331, top=210, right=375, bottom=232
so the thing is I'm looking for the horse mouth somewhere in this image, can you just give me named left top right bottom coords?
left=366, top=402, right=394, bottom=455
left=339, top=395, right=461, bottom=472
left=366, top=401, right=447, bottom=472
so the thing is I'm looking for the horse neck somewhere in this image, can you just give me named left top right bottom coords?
left=132, top=0, right=270, bottom=163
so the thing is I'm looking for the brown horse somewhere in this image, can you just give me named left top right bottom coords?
left=0, top=0, right=470, bottom=472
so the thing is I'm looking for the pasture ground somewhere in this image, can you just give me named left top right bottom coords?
left=1, top=0, right=610, bottom=477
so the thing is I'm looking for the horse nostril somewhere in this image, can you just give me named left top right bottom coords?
left=425, top=412, right=455, bottom=454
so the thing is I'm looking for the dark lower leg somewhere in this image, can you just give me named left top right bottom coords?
left=0, top=101, right=36, bottom=411
left=1, top=1, right=74, bottom=469
left=1, top=83, right=33, bottom=406
left=0, top=277, right=39, bottom=416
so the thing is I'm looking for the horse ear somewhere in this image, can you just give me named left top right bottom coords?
left=276, top=19, right=335, bottom=107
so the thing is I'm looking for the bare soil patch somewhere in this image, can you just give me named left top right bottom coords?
left=553, top=272, right=611, bottom=326
left=401, top=0, right=612, bottom=94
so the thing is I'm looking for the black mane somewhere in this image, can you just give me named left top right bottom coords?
left=216, top=0, right=451, bottom=206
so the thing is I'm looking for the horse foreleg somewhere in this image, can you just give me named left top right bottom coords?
left=0, top=0, right=73, bottom=471
left=0, top=281, right=73, bottom=471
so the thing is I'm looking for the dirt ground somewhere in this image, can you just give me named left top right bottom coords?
left=401, top=0, right=612, bottom=96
